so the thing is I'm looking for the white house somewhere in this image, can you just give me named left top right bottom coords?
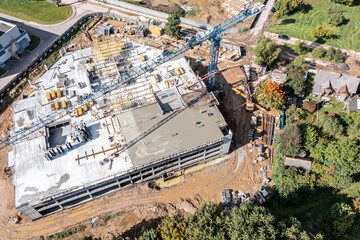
left=0, top=20, right=31, bottom=65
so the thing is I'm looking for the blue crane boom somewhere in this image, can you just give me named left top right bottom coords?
left=0, top=2, right=265, bottom=149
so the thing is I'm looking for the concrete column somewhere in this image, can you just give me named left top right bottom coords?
left=53, top=198, right=64, bottom=210
left=86, top=189, right=93, bottom=199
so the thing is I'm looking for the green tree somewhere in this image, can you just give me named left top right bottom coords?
left=311, top=138, right=327, bottom=164
left=226, top=205, right=277, bottom=240
left=186, top=202, right=227, bottom=240
left=301, top=124, right=318, bottom=151
left=311, top=25, right=333, bottom=39
left=136, top=229, right=161, bottom=240
left=324, top=137, right=360, bottom=188
left=286, top=61, right=306, bottom=97
left=314, top=114, right=344, bottom=139
left=286, top=105, right=305, bottom=123
left=278, top=124, right=302, bottom=157
left=330, top=0, right=354, bottom=5
left=277, top=167, right=315, bottom=204
left=278, top=217, right=323, bottom=240
left=333, top=48, right=343, bottom=62
left=160, top=214, right=187, bottom=240
left=274, top=0, right=304, bottom=19
left=293, top=55, right=307, bottom=69
left=326, top=47, right=336, bottom=60
left=164, top=13, right=182, bottom=39
left=347, top=112, right=360, bottom=140
left=293, top=40, right=306, bottom=54
left=255, top=81, right=286, bottom=110
left=312, top=47, right=326, bottom=58
left=330, top=202, right=356, bottom=235
left=328, top=6, right=345, bottom=26
left=325, top=47, right=343, bottom=62
left=252, top=36, right=281, bottom=66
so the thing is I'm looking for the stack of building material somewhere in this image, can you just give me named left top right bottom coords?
left=148, top=25, right=163, bottom=36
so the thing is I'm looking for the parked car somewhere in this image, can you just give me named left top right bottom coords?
left=278, top=34, right=290, bottom=40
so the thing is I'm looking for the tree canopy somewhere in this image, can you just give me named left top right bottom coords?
left=285, top=60, right=306, bottom=97
left=311, top=25, right=333, bottom=39
left=274, top=0, right=304, bottom=19
left=330, top=202, right=356, bottom=235
left=278, top=124, right=302, bottom=157
left=252, top=36, right=281, bottom=66
left=328, top=6, right=345, bottom=26
left=137, top=202, right=322, bottom=240
left=255, top=81, right=286, bottom=110
left=226, top=205, right=277, bottom=240
left=164, top=13, right=182, bottom=39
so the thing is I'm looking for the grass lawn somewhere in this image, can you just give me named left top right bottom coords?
left=268, top=0, right=360, bottom=51
left=26, top=35, right=41, bottom=52
left=0, top=67, right=7, bottom=77
left=0, top=0, right=73, bottom=24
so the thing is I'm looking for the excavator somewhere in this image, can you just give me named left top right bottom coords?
left=231, top=66, right=267, bottom=113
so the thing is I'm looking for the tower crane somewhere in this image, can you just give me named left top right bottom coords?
left=0, top=2, right=265, bottom=149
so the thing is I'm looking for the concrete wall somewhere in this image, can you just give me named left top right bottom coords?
left=19, top=135, right=231, bottom=220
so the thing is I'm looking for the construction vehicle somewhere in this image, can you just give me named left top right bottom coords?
left=232, top=66, right=267, bottom=112
left=0, top=2, right=265, bottom=149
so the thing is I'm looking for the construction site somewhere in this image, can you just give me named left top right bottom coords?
left=0, top=2, right=284, bottom=239
left=6, top=35, right=235, bottom=220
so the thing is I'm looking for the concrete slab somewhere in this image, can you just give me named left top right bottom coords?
left=119, top=103, right=225, bottom=167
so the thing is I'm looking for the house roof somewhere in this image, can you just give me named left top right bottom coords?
left=284, top=155, right=312, bottom=171
left=313, top=70, right=360, bottom=95
left=332, top=75, right=360, bottom=94
left=313, top=70, right=340, bottom=94
left=270, top=69, right=287, bottom=79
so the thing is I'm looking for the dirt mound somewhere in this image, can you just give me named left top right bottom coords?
left=175, top=198, right=196, bottom=213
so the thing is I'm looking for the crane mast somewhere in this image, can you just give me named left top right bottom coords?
left=0, top=2, right=265, bottom=149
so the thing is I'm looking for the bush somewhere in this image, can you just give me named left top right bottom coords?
left=312, top=47, right=326, bottom=58
left=301, top=124, right=318, bottom=151
left=302, top=100, right=317, bottom=113
left=330, top=0, right=354, bottom=5
left=286, top=105, right=305, bottom=123
left=278, top=124, right=302, bottom=156
left=311, top=25, right=333, bottom=39
left=330, top=202, right=356, bottom=235
left=328, top=6, right=345, bottom=26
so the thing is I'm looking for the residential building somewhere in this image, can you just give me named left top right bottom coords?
left=312, top=70, right=360, bottom=100
left=0, top=20, right=31, bottom=65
